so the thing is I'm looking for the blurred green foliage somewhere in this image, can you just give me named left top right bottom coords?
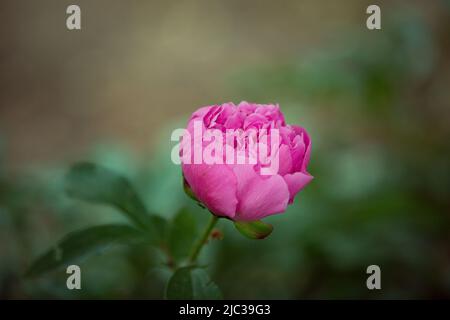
left=1, top=7, right=450, bottom=299
left=24, top=161, right=223, bottom=299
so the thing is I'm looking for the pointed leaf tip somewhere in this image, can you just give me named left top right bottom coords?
left=65, top=162, right=153, bottom=232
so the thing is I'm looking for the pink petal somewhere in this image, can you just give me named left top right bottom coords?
left=277, top=144, right=293, bottom=176
left=189, top=105, right=214, bottom=122
left=291, top=126, right=312, bottom=171
left=238, top=101, right=257, bottom=114
left=302, top=143, right=311, bottom=172
left=243, top=113, right=267, bottom=130
left=182, top=163, right=238, bottom=219
left=283, top=172, right=313, bottom=204
left=290, top=135, right=306, bottom=173
left=232, top=165, right=289, bottom=221
left=224, top=111, right=244, bottom=129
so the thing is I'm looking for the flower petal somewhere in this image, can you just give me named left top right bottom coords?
left=277, top=144, right=293, bottom=176
left=283, top=172, right=313, bottom=203
left=182, top=163, right=238, bottom=218
left=232, top=165, right=289, bottom=221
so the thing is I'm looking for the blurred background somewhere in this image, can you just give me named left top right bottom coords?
left=1, top=0, right=450, bottom=299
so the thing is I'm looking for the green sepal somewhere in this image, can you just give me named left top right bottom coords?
left=234, top=220, right=273, bottom=239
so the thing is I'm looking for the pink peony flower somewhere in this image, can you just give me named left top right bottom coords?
left=181, top=102, right=312, bottom=221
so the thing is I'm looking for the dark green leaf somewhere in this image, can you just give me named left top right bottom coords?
left=65, top=162, right=153, bottom=232
left=26, top=224, right=146, bottom=277
left=169, top=208, right=198, bottom=263
left=165, top=267, right=222, bottom=300
left=234, top=220, right=273, bottom=239
left=150, top=214, right=169, bottom=246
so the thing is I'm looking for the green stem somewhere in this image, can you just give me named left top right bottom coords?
left=188, top=214, right=219, bottom=264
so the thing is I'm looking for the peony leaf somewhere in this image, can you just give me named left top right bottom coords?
left=165, top=267, right=222, bottom=300
left=65, top=162, right=161, bottom=236
left=169, top=208, right=198, bottom=263
left=26, top=224, right=147, bottom=277
left=234, top=220, right=273, bottom=239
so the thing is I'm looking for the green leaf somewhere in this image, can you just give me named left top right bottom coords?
left=234, top=220, right=273, bottom=239
left=26, top=224, right=146, bottom=277
left=65, top=162, right=153, bottom=232
left=165, top=267, right=222, bottom=300
left=150, top=214, right=169, bottom=246
left=169, top=209, right=198, bottom=263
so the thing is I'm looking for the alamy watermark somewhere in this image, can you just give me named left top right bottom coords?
left=170, top=120, right=280, bottom=175
left=66, top=265, right=81, bottom=290
left=66, top=5, right=81, bottom=30
left=366, top=265, right=381, bottom=290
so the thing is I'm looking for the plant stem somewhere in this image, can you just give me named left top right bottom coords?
left=188, top=214, right=219, bottom=264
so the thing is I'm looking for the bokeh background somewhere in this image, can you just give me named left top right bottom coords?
left=1, top=0, right=450, bottom=299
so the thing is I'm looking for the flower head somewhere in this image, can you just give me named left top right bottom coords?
left=181, top=102, right=312, bottom=221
